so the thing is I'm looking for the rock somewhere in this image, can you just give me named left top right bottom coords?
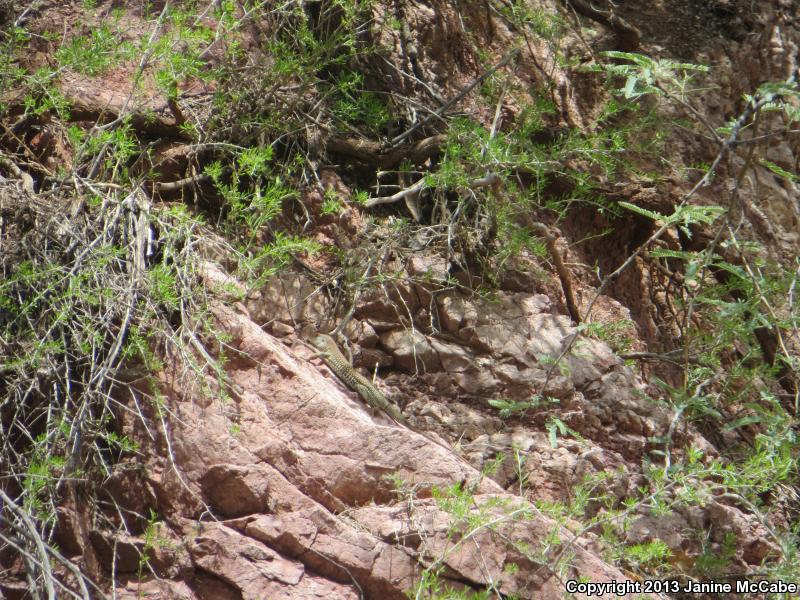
left=246, top=272, right=325, bottom=327
left=55, top=507, right=84, bottom=557
left=343, top=319, right=379, bottom=347
left=430, top=337, right=473, bottom=372
left=7, top=0, right=798, bottom=595
left=436, top=294, right=465, bottom=332
left=452, top=365, right=501, bottom=394
left=107, top=283, right=640, bottom=597
left=628, top=513, right=691, bottom=551
left=500, top=268, right=538, bottom=292
left=380, top=329, right=441, bottom=373
left=355, top=346, right=393, bottom=369
left=200, top=464, right=271, bottom=518
left=117, top=580, right=196, bottom=599
left=269, top=321, right=294, bottom=337
left=743, top=537, right=780, bottom=564
left=188, top=524, right=359, bottom=599
left=89, top=530, right=144, bottom=573
left=765, top=141, right=796, bottom=171
left=407, top=254, right=449, bottom=281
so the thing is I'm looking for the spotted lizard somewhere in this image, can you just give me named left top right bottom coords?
left=310, top=334, right=471, bottom=464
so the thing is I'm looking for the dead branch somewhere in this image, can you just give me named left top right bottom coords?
left=363, top=172, right=500, bottom=207
left=0, top=151, right=35, bottom=194
left=326, top=134, right=446, bottom=168
left=390, top=48, right=520, bottom=147
left=562, top=0, right=640, bottom=51
left=154, top=172, right=212, bottom=192
left=528, top=222, right=581, bottom=324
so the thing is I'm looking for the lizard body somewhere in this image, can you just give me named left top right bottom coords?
left=311, top=333, right=408, bottom=424
left=310, top=334, right=469, bottom=463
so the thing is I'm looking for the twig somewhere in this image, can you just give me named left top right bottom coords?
left=0, top=490, right=56, bottom=600
left=154, top=172, right=211, bottom=192
left=528, top=223, right=581, bottom=323
left=0, top=151, right=35, bottom=194
left=390, top=48, right=520, bottom=147
left=619, top=351, right=705, bottom=367
left=14, top=0, right=43, bottom=27
left=364, top=173, right=499, bottom=207
left=562, top=0, right=640, bottom=51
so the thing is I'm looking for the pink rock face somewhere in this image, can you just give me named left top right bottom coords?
left=99, top=275, right=636, bottom=599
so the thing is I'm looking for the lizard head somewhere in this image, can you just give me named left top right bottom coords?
left=310, top=334, right=330, bottom=350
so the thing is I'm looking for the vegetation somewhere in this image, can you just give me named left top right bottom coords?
left=0, top=0, right=798, bottom=598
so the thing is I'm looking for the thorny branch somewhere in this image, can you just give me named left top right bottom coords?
left=0, top=177, right=219, bottom=595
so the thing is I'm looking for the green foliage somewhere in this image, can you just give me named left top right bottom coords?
left=760, top=158, right=798, bottom=182
left=618, top=200, right=724, bottom=230
left=321, top=188, right=343, bottom=215
left=409, top=83, right=669, bottom=281
left=584, top=320, right=633, bottom=353
left=490, top=397, right=579, bottom=454
left=22, top=435, right=67, bottom=524
left=73, top=120, right=140, bottom=179
left=204, top=143, right=320, bottom=284
left=21, top=67, right=72, bottom=119
left=515, top=5, right=563, bottom=39
left=150, top=5, right=216, bottom=98
left=488, top=394, right=554, bottom=418
left=121, top=324, right=164, bottom=372
left=352, top=189, right=370, bottom=204
left=407, top=570, right=495, bottom=600
left=472, top=60, right=800, bottom=589
left=588, top=51, right=710, bottom=100
left=147, top=263, right=181, bottom=311
left=0, top=26, right=31, bottom=112
left=210, top=0, right=377, bottom=144
left=105, top=431, right=139, bottom=454
left=138, top=509, right=172, bottom=583
left=206, top=147, right=294, bottom=239
left=622, top=540, right=672, bottom=571
left=0, top=183, right=216, bottom=597
left=329, top=71, right=391, bottom=134
left=545, top=416, right=576, bottom=448
left=56, top=24, right=132, bottom=76
left=719, top=80, right=800, bottom=134
left=693, top=532, right=737, bottom=577
left=251, top=232, right=320, bottom=279
left=599, top=166, right=800, bottom=583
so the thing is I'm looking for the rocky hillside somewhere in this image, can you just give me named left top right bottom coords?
left=1, top=0, right=799, bottom=598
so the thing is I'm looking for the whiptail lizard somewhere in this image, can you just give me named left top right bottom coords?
left=310, top=334, right=472, bottom=465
